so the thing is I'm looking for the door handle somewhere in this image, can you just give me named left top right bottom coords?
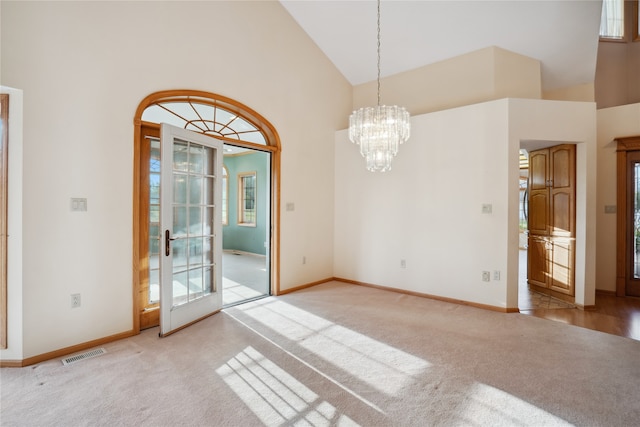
left=165, top=230, right=178, bottom=256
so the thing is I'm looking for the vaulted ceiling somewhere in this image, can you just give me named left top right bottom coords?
left=280, top=0, right=603, bottom=91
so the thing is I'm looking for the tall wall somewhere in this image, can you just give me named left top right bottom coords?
left=353, top=46, right=542, bottom=116
left=0, top=1, right=351, bottom=359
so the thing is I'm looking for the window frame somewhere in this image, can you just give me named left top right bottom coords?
left=1, top=94, right=8, bottom=350
left=237, top=171, right=257, bottom=227
left=634, top=0, right=640, bottom=41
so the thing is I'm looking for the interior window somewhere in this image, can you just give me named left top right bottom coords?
left=238, top=171, right=256, bottom=226
left=600, top=0, right=625, bottom=40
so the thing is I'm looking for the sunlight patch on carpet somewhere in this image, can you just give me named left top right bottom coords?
left=236, top=299, right=431, bottom=395
left=216, top=346, right=359, bottom=427
left=459, top=383, right=571, bottom=426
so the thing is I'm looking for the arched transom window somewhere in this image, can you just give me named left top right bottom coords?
left=139, top=92, right=279, bottom=150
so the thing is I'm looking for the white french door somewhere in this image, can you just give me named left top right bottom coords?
left=159, top=124, right=223, bottom=337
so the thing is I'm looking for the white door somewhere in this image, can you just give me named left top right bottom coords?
left=159, top=123, right=223, bottom=336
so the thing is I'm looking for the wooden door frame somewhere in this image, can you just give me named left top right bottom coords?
left=0, top=94, right=8, bottom=349
left=527, top=144, right=576, bottom=301
left=615, top=135, right=640, bottom=296
left=132, top=90, right=281, bottom=334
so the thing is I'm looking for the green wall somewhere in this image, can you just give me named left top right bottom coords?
left=223, top=151, right=270, bottom=255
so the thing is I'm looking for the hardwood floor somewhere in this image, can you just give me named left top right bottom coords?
left=520, top=292, right=640, bottom=342
left=518, top=249, right=640, bottom=341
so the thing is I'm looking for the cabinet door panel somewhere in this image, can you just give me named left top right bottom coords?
left=552, top=147, right=572, bottom=188
left=552, top=192, right=571, bottom=235
left=529, top=150, right=548, bottom=191
left=549, top=239, right=575, bottom=295
left=528, top=191, right=548, bottom=235
left=528, top=236, right=549, bottom=288
left=550, top=145, right=575, bottom=237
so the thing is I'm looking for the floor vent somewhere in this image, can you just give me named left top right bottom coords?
left=61, top=348, right=107, bottom=366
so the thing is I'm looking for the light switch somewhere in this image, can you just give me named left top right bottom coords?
left=286, top=202, right=295, bottom=212
left=71, top=198, right=87, bottom=212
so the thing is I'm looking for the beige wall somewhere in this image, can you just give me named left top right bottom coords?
left=0, top=1, right=351, bottom=359
left=543, top=83, right=595, bottom=102
left=352, top=46, right=541, bottom=116
left=596, top=103, right=640, bottom=292
left=335, top=99, right=597, bottom=309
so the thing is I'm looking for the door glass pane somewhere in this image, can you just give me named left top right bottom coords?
left=189, top=176, right=203, bottom=204
left=173, top=175, right=187, bottom=204
left=188, top=206, right=202, bottom=236
left=172, top=239, right=187, bottom=269
left=149, top=140, right=161, bottom=305
left=173, top=270, right=189, bottom=307
left=189, top=145, right=204, bottom=174
left=173, top=140, right=189, bottom=171
left=204, top=207, right=214, bottom=236
left=188, top=267, right=204, bottom=302
left=634, top=163, right=640, bottom=278
left=203, top=236, right=214, bottom=265
left=173, top=206, right=187, bottom=236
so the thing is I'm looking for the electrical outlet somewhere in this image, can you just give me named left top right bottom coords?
left=493, top=270, right=500, bottom=281
left=302, top=256, right=306, bottom=265
left=400, top=259, right=406, bottom=269
left=482, top=271, right=491, bottom=282
left=70, top=198, right=87, bottom=212
left=71, top=293, right=81, bottom=308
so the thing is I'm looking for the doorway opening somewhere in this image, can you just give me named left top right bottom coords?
left=518, top=143, right=577, bottom=311
left=133, top=90, right=281, bottom=332
left=222, top=147, right=271, bottom=307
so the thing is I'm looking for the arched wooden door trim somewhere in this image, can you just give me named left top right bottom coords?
left=132, top=89, right=281, bottom=333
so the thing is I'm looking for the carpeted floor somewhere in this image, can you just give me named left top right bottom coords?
left=1, top=281, right=639, bottom=426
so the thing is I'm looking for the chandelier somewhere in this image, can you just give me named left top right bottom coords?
left=348, top=0, right=410, bottom=172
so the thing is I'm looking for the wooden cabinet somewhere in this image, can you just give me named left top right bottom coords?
left=527, top=145, right=576, bottom=297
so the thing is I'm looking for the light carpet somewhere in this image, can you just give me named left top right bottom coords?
left=1, top=281, right=639, bottom=426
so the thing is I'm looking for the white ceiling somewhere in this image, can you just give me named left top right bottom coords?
left=280, top=0, right=603, bottom=91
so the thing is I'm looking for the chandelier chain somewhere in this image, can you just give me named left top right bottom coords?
left=347, top=0, right=410, bottom=172
left=377, top=0, right=381, bottom=106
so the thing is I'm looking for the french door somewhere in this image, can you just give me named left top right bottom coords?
left=159, top=124, right=223, bottom=336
